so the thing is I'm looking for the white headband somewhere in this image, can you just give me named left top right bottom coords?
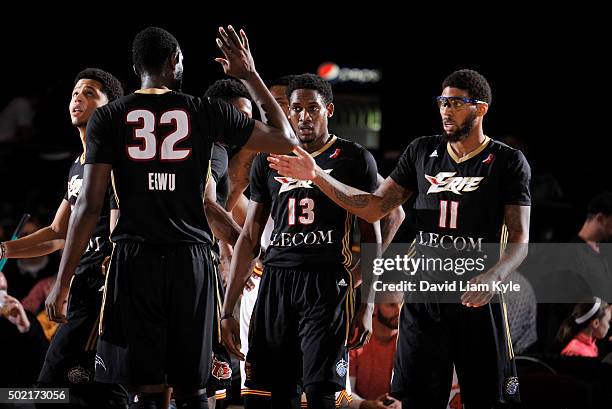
left=575, top=297, right=602, bottom=325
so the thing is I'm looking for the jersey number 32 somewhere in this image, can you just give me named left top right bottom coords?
left=126, top=109, right=191, bottom=161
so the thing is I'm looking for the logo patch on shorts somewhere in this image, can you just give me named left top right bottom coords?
left=505, top=376, right=520, bottom=395
left=94, top=354, right=106, bottom=372
left=336, top=359, right=348, bottom=377
left=67, top=365, right=91, bottom=384
left=245, top=361, right=253, bottom=381
left=211, top=355, right=232, bottom=380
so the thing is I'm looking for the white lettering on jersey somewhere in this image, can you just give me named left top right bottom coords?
left=418, top=230, right=483, bottom=252
left=274, top=169, right=332, bottom=195
left=425, top=172, right=483, bottom=195
left=269, top=230, right=334, bottom=247
left=67, top=175, right=83, bottom=200
left=148, top=173, right=176, bottom=191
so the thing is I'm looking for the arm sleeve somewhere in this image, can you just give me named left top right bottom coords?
left=248, top=153, right=271, bottom=204
left=210, top=143, right=229, bottom=183
left=503, top=149, right=531, bottom=206
left=205, top=98, right=255, bottom=148
left=389, top=139, right=419, bottom=191
left=356, top=147, right=379, bottom=193
left=85, top=107, right=114, bottom=165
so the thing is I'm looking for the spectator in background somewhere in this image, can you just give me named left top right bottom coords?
left=0, top=271, right=49, bottom=386
left=22, top=274, right=55, bottom=315
left=2, top=219, right=58, bottom=300
left=349, top=303, right=401, bottom=408
left=557, top=297, right=611, bottom=357
left=0, top=89, right=37, bottom=143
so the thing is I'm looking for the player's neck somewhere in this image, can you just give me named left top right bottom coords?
left=77, top=126, right=86, bottom=153
left=372, top=317, right=398, bottom=342
left=301, top=132, right=332, bottom=154
left=140, top=75, right=173, bottom=91
left=578, top=222, right=602, bottom=253
left=449, top=127, right=486, bottom=158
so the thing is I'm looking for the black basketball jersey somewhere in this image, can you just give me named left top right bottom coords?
left=210, top=142, right=229, bottom=207
left=390, top=135, right=531, bottom=264
left=64, top=155, right=112, bottom=271
left=85, top=90, right=254, bottom=244
left=250, top=135, right=378, bottom=271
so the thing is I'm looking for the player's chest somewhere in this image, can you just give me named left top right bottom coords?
left=267, top=154, right=353, bottom=200
left=67, top=164, right=84, bottom=205
left=416, top=151, right=500, bottom=201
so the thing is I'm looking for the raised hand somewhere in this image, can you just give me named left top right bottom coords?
left=214, top=25, right=256, bottom=79
left=268, top=146, right=318, bottom=180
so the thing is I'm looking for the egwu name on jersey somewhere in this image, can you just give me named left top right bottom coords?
left=250, top=135, right=378, bottom=271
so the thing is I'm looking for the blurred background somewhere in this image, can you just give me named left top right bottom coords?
left=0, top=12, right=607, bottom=244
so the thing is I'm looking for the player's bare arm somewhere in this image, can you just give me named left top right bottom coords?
left=203, top=176, right=242, bottom=246
left=269, top=147, right=412, bottom=222
left=221, top=199, right=271, bottom=359
left=461, top=205, right=530, bottom=308
left=215, top=26, right=297, bottom=154
left=2, top=199, right=71, bottom=258
left=46, top=163, right=111, bottom=322
left=225, top=149, right=257, bottom=213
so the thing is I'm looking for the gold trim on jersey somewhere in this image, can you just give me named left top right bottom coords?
left=111, top=171, right=119, bottom=208
left=310, top=134, right=338, bottom=158
left=341, top=212, right=353, bottom=270
left=253, top=264, right=264, bottom=277
left=446, top=135, right=491, bottom=164
left=241, top=389, right=272, bottom=397
left=134, top=87, right=172, bottom=95
left=212, top=253, right=223, bottom=344
left=499, top=223, right=515, bottom=360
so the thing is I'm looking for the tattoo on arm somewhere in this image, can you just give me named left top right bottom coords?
left=379, top=183, right=409, bottom=214
left=504, top=205, right=530, bottom=243
left=331, top=187, right=370, bottom=208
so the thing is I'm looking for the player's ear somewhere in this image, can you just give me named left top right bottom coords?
left=326, top=102, right=335, bottom=118
left=476, top=102, right=489, bottom=117
left=169, top=49, right=181, bottom=71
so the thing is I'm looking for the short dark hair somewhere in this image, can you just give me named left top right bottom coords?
left=267, top=75, right=294, bottom=89
left=287, top=74, right=333, bottom=105
left=132, top=27, right=180, bottom=76
left=587, top=192, right=612, bottom=218
left=74, top=68, right=124, bottom=102
left=203, top=79, right=251, bottom=102
left=442, top=69, right=492, bottom=105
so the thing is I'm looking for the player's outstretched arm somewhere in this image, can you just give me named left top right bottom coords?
left=46, top=164, right=111, bottom=322
left=2, top=199, right=71, bottom=259
left=214, top=26, right=297, bottom=154
left=221, top=199, right=270, bottom=359
left=269, top=147, right=413, bottom=223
